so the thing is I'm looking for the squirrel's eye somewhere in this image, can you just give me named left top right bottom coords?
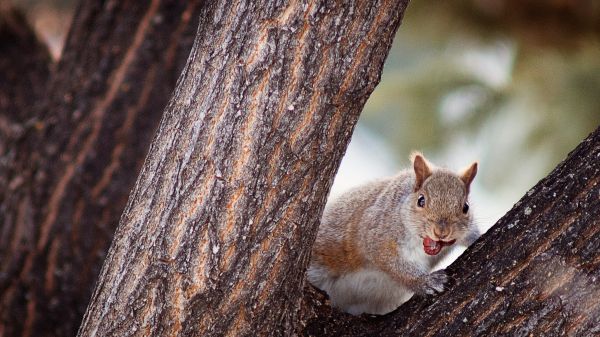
left=417, top=195, right=425, bottom=208
left=462, top=202, right=469, bottom=214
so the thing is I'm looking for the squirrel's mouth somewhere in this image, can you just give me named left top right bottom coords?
left=423, top=236, right=456, bottom=255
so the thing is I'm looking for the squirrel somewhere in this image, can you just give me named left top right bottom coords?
left=307, top=152, right=480, bottom=315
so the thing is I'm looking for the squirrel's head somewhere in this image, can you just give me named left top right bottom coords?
left=408, top=152, right=478, bottom=254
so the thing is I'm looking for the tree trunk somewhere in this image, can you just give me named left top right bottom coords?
left=299, top=126, right=600, bottom=336
left=77, top=0, right=410, bottom=336
left=0, top=1, right=204, bottom=336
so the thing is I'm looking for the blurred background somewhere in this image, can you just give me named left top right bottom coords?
left=334, top=0, right=600, bottom=234
left=11, top=0, right=600, bottom=251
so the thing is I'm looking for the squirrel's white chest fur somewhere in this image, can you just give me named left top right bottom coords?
left=307, top=238, right=435, bottom=316
left=322, top=268, right=414, bottom=315
left=401, top=236, right=434, bottom=269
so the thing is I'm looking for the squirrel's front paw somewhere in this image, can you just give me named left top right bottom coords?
left=420, top=270, right=447, bottom=295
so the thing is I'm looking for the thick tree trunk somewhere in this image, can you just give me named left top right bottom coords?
left=0, top=1, right=203, bottom=336
left=300, top=126, right=600, bottom=336
left=77, top=0, right=409, bottom=336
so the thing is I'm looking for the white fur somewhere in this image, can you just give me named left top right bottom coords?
left=307, top=237, right=444, bottom=315
left=402, top=236, right=434, bottom=270
left=307, top=264, right=414, bottom=315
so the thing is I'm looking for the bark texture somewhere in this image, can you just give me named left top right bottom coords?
left=300, top=126, right=600, bottom=336
left=0, top=4, right=51, bottom=191
left=0, top=1, right=203, bottom=336
left=78, top=0, right=410, bottom=336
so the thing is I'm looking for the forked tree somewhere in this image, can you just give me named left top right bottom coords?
left=0, top=0, right=598, bottom=336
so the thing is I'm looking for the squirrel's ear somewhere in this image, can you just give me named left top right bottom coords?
left=460, top=162, right=478, bottom=194
left=411, top=151, right=432, bottom=191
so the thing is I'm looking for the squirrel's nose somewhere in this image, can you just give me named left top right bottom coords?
left=434, top=227, right=449, bottom=240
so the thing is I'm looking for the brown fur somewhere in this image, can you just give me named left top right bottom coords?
left=307, top=152, right=481, bottom=315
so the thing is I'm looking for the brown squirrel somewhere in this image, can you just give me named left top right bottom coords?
left=307, top=152, right=480, bottom=315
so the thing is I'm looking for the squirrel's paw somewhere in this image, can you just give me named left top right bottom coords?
left=421, top=270, right=447, bottom=295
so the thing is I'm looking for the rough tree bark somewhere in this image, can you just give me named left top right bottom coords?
left=77, top=0, right=410, bottom=336
left=0, top=4, right=50, bottom=191
left=300, top=126, right=600, bottom=336
left=0, top=1, right=204, bottom=336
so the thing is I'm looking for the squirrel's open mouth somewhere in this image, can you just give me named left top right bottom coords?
left=423, top=236, right=456, bottom=255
